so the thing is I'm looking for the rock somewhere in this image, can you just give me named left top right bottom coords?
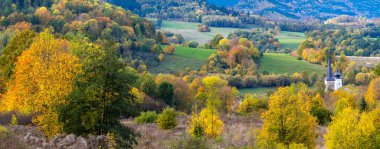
left=57, top=134, right=76, bottom=148
left=65, top=134, right=76, bottom=144
left=23, top=132, right=31, bottom=142
left=67, top=137, right=87, bottom=149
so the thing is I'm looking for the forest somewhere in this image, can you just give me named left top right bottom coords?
left=1, top=0, right=380, bottom=149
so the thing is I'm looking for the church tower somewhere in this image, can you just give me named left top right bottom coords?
left=325, top=59, right=343, bottom=91
left=333, top=68, right=342, bottom=90
left=325, top=59, right=335, bottom=91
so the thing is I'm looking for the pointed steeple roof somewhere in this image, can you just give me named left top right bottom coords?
left=325, top=59, right=335, bottom=81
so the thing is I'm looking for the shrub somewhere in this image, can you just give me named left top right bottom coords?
left=135, top=111, right=159, bottom=124
left=196, top=24, right=211, bottom=32
left=237, top=94, right=268, bottom=115
left=310, top=106, right=332, bottom=125
left=0, top=125, right=8, bottom=139
left=187, top=41, right=198, bottom=48
left=10, top=115, right=18, bottom=125
left=164, top=44, right=176, bottom=54
left=156, top=107, right=177, bottom=129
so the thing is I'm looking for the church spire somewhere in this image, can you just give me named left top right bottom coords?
left=325, top=59, right=335, bottom=81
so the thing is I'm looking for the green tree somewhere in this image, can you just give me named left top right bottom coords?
left=0, top=30, right=36, bottom=80
left=158, top=81, right=174, bottom=106
left=156, top=107, right=177, bottom=129
left=59, top=42, right=138, bottom=148
left=140, top=72, right=158, bottom=97
left=374, top=62, right=380, bottom=76
left=359, top=97, right=368, bottom=112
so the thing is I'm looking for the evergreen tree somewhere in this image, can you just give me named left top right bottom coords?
left=359, top=97, right=368, bottom=112
left=158, top=81, right=174, bottom=106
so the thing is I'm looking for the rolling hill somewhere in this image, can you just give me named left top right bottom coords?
left=207, top=0, right=380, bottom=20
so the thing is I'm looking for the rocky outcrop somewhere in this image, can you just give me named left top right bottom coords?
left=7, top=126, right=112, bottom=149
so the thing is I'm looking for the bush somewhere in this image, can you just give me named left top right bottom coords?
left=187, top=41, right=198, bottom=48
left=0, top=125, right=8, bottom=139
left=156, top=107, right=177, bottom=129
left=10, top=115, right=18, bottom=125
left=237, top=94, right=268, bottom=115
left=197, top=24, right=211, bottom=32
left=310, top=106, right=332, bottom=125
left=135, top=111, right=159, bottom=124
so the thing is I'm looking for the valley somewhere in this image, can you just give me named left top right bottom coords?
left=0, top=0, right=380, bottom=149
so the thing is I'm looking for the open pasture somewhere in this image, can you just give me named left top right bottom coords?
left=259, top=53, right=325, bottom=76
left=149, top=46, right=216, bottom=73
left=160, top=20, right=246, bottom=45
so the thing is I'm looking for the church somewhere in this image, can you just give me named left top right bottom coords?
left=325, top=59, right=343, bottom=91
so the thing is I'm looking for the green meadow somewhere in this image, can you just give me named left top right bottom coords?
left=277, top=31, right=306, bottom=50
left=238, top=87, right=276, bottom=96
left=259, top=53, right=325, bottom=76
left=149, top=46, right=216, bottom=73
left=160, top=20, right=246, bottom=44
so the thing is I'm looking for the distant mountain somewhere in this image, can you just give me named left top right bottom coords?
left=235, top=0, right=380, bottom=20
left=107, top=0, right=380, bottom=24
left=206, top=0, right=239, bottom=7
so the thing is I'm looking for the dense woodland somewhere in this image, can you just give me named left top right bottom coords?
left=1, top=0, right=380, bottom=149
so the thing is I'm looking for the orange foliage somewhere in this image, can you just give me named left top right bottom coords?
left=0, top=31, right=81, bottom=137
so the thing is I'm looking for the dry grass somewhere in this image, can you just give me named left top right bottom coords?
left=123, top=113, right=264, bottom=149
left=345, top=56, right=380, bottom=68
left=123, top=112, right=329, bottom=148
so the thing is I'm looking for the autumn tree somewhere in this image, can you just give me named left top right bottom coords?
left=202, top=76, right=238, bottom=113
left=34, top=7, right=51, bottom=24
left=188, top=106, right=224, bottom=138
left=164, top=44, right=175, bottom=54
left=325, top=107, right=380, bottom=149
left=59, top=41, right=138, bottom=148
left=257, top=83, right=317, bottom=148
left=364, top=78, right=380, bottom=109
left=0, top=31, right=81, bottom=137
left=156, top=31, right=168, bottom=44
left=0, top=30, right=36, bottom=80
left=155, top=74, right=195, bottom=112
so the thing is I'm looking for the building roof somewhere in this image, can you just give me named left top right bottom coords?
left=333, top=68, right=342, bottom=79
left=325, top=59, right=335, bottom=81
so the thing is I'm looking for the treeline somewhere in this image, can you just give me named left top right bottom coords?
left=203, top=36, right=261, bottom=75
left=0, top=0, right=55, bottom=16
left=202, top=15, right=242, bottom=28
left=298, top=29, right=380, bottom=61
left=227, top=30, right=282, bottom=53
left=0, top=0, right=176, bottom=70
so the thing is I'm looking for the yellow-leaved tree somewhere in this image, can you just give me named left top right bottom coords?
left=325, top=107, right=380, bottom=149
left=189, top=106, right=224, bottom=138
left=364, top=78, right=380, bottom=109
left=257, top=83, right=317, bottom=148
left=0, top=31, right=81, bottom=137
left=189, top=76, right=233, bottom=138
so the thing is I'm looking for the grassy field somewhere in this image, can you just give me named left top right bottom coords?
left=277, top=31, right=306, bottom=50
left=160, top=20, right=246, bottom=45
left=259, top=53, right=325, bottom=76
left=345, top=56, right=380, bottom=68
left=239, top=87, right=276, bottom=96
left=149, top=46, right=216, bottom=73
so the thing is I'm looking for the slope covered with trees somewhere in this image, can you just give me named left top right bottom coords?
left=236, top=0, right=380, bottom=20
